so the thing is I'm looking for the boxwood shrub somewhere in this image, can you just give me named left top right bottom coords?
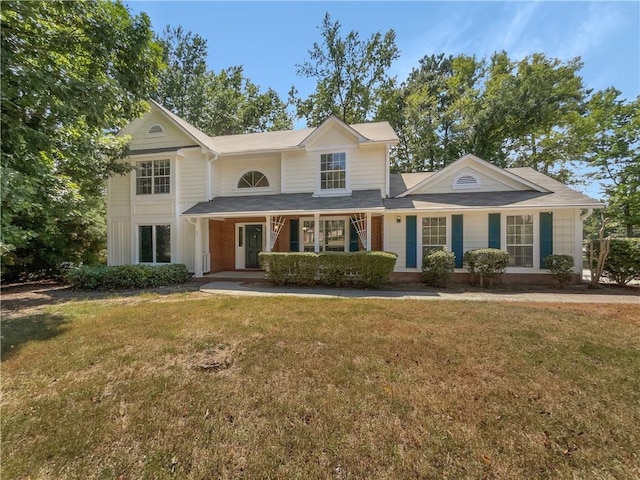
left=259, top=251, right=397, bottom=288
left=463, top=248, right=509, bottom=286
left=544, top=254, right=575, bottom=286
left=422, top=250, right=455, bottom=287
left=66, top=264, right=192, bottom=290
left=590, top=238, right=640, bottom=285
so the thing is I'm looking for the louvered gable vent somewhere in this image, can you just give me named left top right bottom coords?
left=452, top=173, right=480, bottom=190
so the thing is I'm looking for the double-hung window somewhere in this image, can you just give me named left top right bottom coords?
left=139, top=225, right=171, bottom=263
left=320, top=153, right=346, bottom=190
left=301, top=218, right=347, bottom=252
left=422, top=217, right=447, bottom=256
left=506, top=215, right=534, bottom=267
left=136, top=159, right=170, bottom=195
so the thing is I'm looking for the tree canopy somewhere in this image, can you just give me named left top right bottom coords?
left=294, top=13, right=400, bottom=126
left=1, top=0, right=163, bottom=278
left=153, top=26, right=292, bottom=136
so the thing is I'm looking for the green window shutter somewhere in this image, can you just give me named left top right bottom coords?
left=452, top=215, right=464, bottom=268
left=540, top=212, right=553, bottom=268
left=488, top=213, right=501, bottom=249
left=349, top=221, right=359, bottom=252
left=406, top=215, right=417, bottom=268
left=289, top=219, right=299, bottom=252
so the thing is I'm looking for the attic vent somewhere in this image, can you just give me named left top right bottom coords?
left=148, top=124, right=164, bottom=135
left=453, top=173, right=480, bottom=190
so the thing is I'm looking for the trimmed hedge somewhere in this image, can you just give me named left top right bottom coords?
left=544, top=254, right=575, bottom=285
left=590, top=238, right=640, bottom=285
left=259, top=251, right=398, bottom=288
left=66, top=264, right=192, bottom=290
left=422, top=250, right=455, bottom=287
left=463, top=248, right=509, bottom=286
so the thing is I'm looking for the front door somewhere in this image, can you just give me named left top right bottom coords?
left=245, top=224, right=263, bottom=269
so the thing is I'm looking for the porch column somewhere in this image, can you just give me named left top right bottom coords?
left=366, top=212, right=372, bottom=251
left=192, top=218, right=203, bottom=278
left=265, top=214, right=272, bottom=252
left=314, top=212, right=320, bottom=252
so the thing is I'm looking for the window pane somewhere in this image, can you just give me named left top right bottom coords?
left=136, top=177, right=152, bottom=195
left=321, top=220, right=345, bottom=252
left=320, top=153, right=346, bottom=190
left=155, top=225, right=171, bottom=263
left=139, top=226, right=153, bottom=263
left=506, top=215, right=534, bottom=267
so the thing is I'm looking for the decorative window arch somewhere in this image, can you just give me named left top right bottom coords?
left=148, top=124, right=164, bottom=135
left=238, top=171, right=269, bottom=189
left=452, top=172, right=481, bottom=190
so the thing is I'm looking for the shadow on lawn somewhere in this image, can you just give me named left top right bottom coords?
left=1, top=313, right=69, bottom=361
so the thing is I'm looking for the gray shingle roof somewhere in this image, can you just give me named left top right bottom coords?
left=183, top=190, right=384, bottom=216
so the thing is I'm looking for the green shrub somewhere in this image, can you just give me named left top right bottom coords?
left=422, top=250, right=455, bottom=287
left=544, top=254, right=575, bottom=286
left=66, top=264, right=192, bottom=290
left=590, top=238, right=640, bottom=285
left=259, top=251, right=397, bottom=288
left=463, top=249, right=509, bottom=286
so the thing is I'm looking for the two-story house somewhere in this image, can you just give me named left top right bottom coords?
left=108, top=100, right=602, bottom=283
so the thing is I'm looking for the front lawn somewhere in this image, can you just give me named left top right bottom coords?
left=2, top=295, right=639, bottom=479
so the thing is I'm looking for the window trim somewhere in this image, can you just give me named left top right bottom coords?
left=316, top=151, right=350, bottom=196
left=232, top=170, right=274, bottom=194
left=504, top=213, right=535, bottom=269
left=135, top=158, right=171, bottom=195
left=137, top=224, right=172, bottom=264
left=421, top=216, right=448, bottom=257
left=299, top=216, right=350, bottom=252
left=418, top=214, right=452, bottom=269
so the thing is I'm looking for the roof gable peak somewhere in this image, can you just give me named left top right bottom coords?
left=298, top=115, right=369, bottom=148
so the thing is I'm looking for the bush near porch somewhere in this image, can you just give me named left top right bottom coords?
left=259, top=251, right=397, bottom=288
left=589, top=238, right=640, bottom=285
left=65, top=264, right=192, bottom=290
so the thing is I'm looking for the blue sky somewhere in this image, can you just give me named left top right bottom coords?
left=126, top=1, right=639, bottom=197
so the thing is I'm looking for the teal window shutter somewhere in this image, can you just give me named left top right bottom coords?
left=488, top=213, right=501, bottom=249
left=539, top=212, right=553, bottom=268
left=349, top=221, right=359, bottom=252
left=289, top=219, right=299, bottom=252
left=406, top=215, right=417, bottom=268
left=452, top=215, right=464, bottom=268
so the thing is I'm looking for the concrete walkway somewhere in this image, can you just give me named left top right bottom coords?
left=200, top=281, right=639, bottom=304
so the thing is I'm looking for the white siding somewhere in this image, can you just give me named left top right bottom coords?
left=463, top=211, right=489, bottom=252
left=215, top=154, right=282, bottom=196
left=306, top=124, right=357, bottom=148
left=128, top=111, right=196, bottom=150
left=553, top=209, right=577, bottom=256
left=179, top=150, right=207, bottom=204
left=211, top=161, right=222, bottom=197
left=412, top=165, right=530, bottom=194
left=283, top=144, right=387, bottom=194
left=384, top=213, right=411, bottom=272
left=107, top=218, right=130, bottom=266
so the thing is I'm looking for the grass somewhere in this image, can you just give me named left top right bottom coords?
left=2, top=294, right=639, bottom=479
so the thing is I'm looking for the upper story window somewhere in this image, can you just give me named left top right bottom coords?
left=320, top=152, right=346, bottom=190
left=506, top=214, right=534, bottom=267
left=238, top=171, right=269, bottom=189
left=136, top=159, right=170, bottom=195
left=147, top=124, right=164, bottom=135
left=452, top=173, right=480, bottom=190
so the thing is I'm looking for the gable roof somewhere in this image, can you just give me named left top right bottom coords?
left=396, top=154, right=548, bottom=197
left=298, top=115, right=369, bottom=146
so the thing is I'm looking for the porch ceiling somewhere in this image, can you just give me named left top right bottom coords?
left=182, top=189, right=384, bottom=216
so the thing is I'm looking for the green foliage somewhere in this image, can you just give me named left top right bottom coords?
left=463, top=249, right=509, bottom=286
left=590, top=238, right=640, bottom=285
left=295, top=12, right=400, bottom=126
left=391, top=51, right=587, bottom=182
left=65, top=264, right=192, bottom=291
left=154, top=26, right=292, bottom=135
left=422, top=250, right=455, bottom=287
left=544, top=254, right=575, bottom=285
left=259, top=252, right=397, bottom=288
left=1, top=0, right=163, bottom=280
left=574, top=89, right=640, bottom=237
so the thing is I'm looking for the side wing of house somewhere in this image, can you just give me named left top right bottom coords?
left=107, top=106, right=211, bottom=272
left=384, top=155, right=602, bottom=282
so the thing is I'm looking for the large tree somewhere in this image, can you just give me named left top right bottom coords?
left=1, top=0, right=163, bottom=278
left=295, top=12, right=400, bottom=126
left=153, top=26, right=292, bottom=135
left=576, top=89, right=640, bottom=236
left=392, top=51, right=588, bottom=181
